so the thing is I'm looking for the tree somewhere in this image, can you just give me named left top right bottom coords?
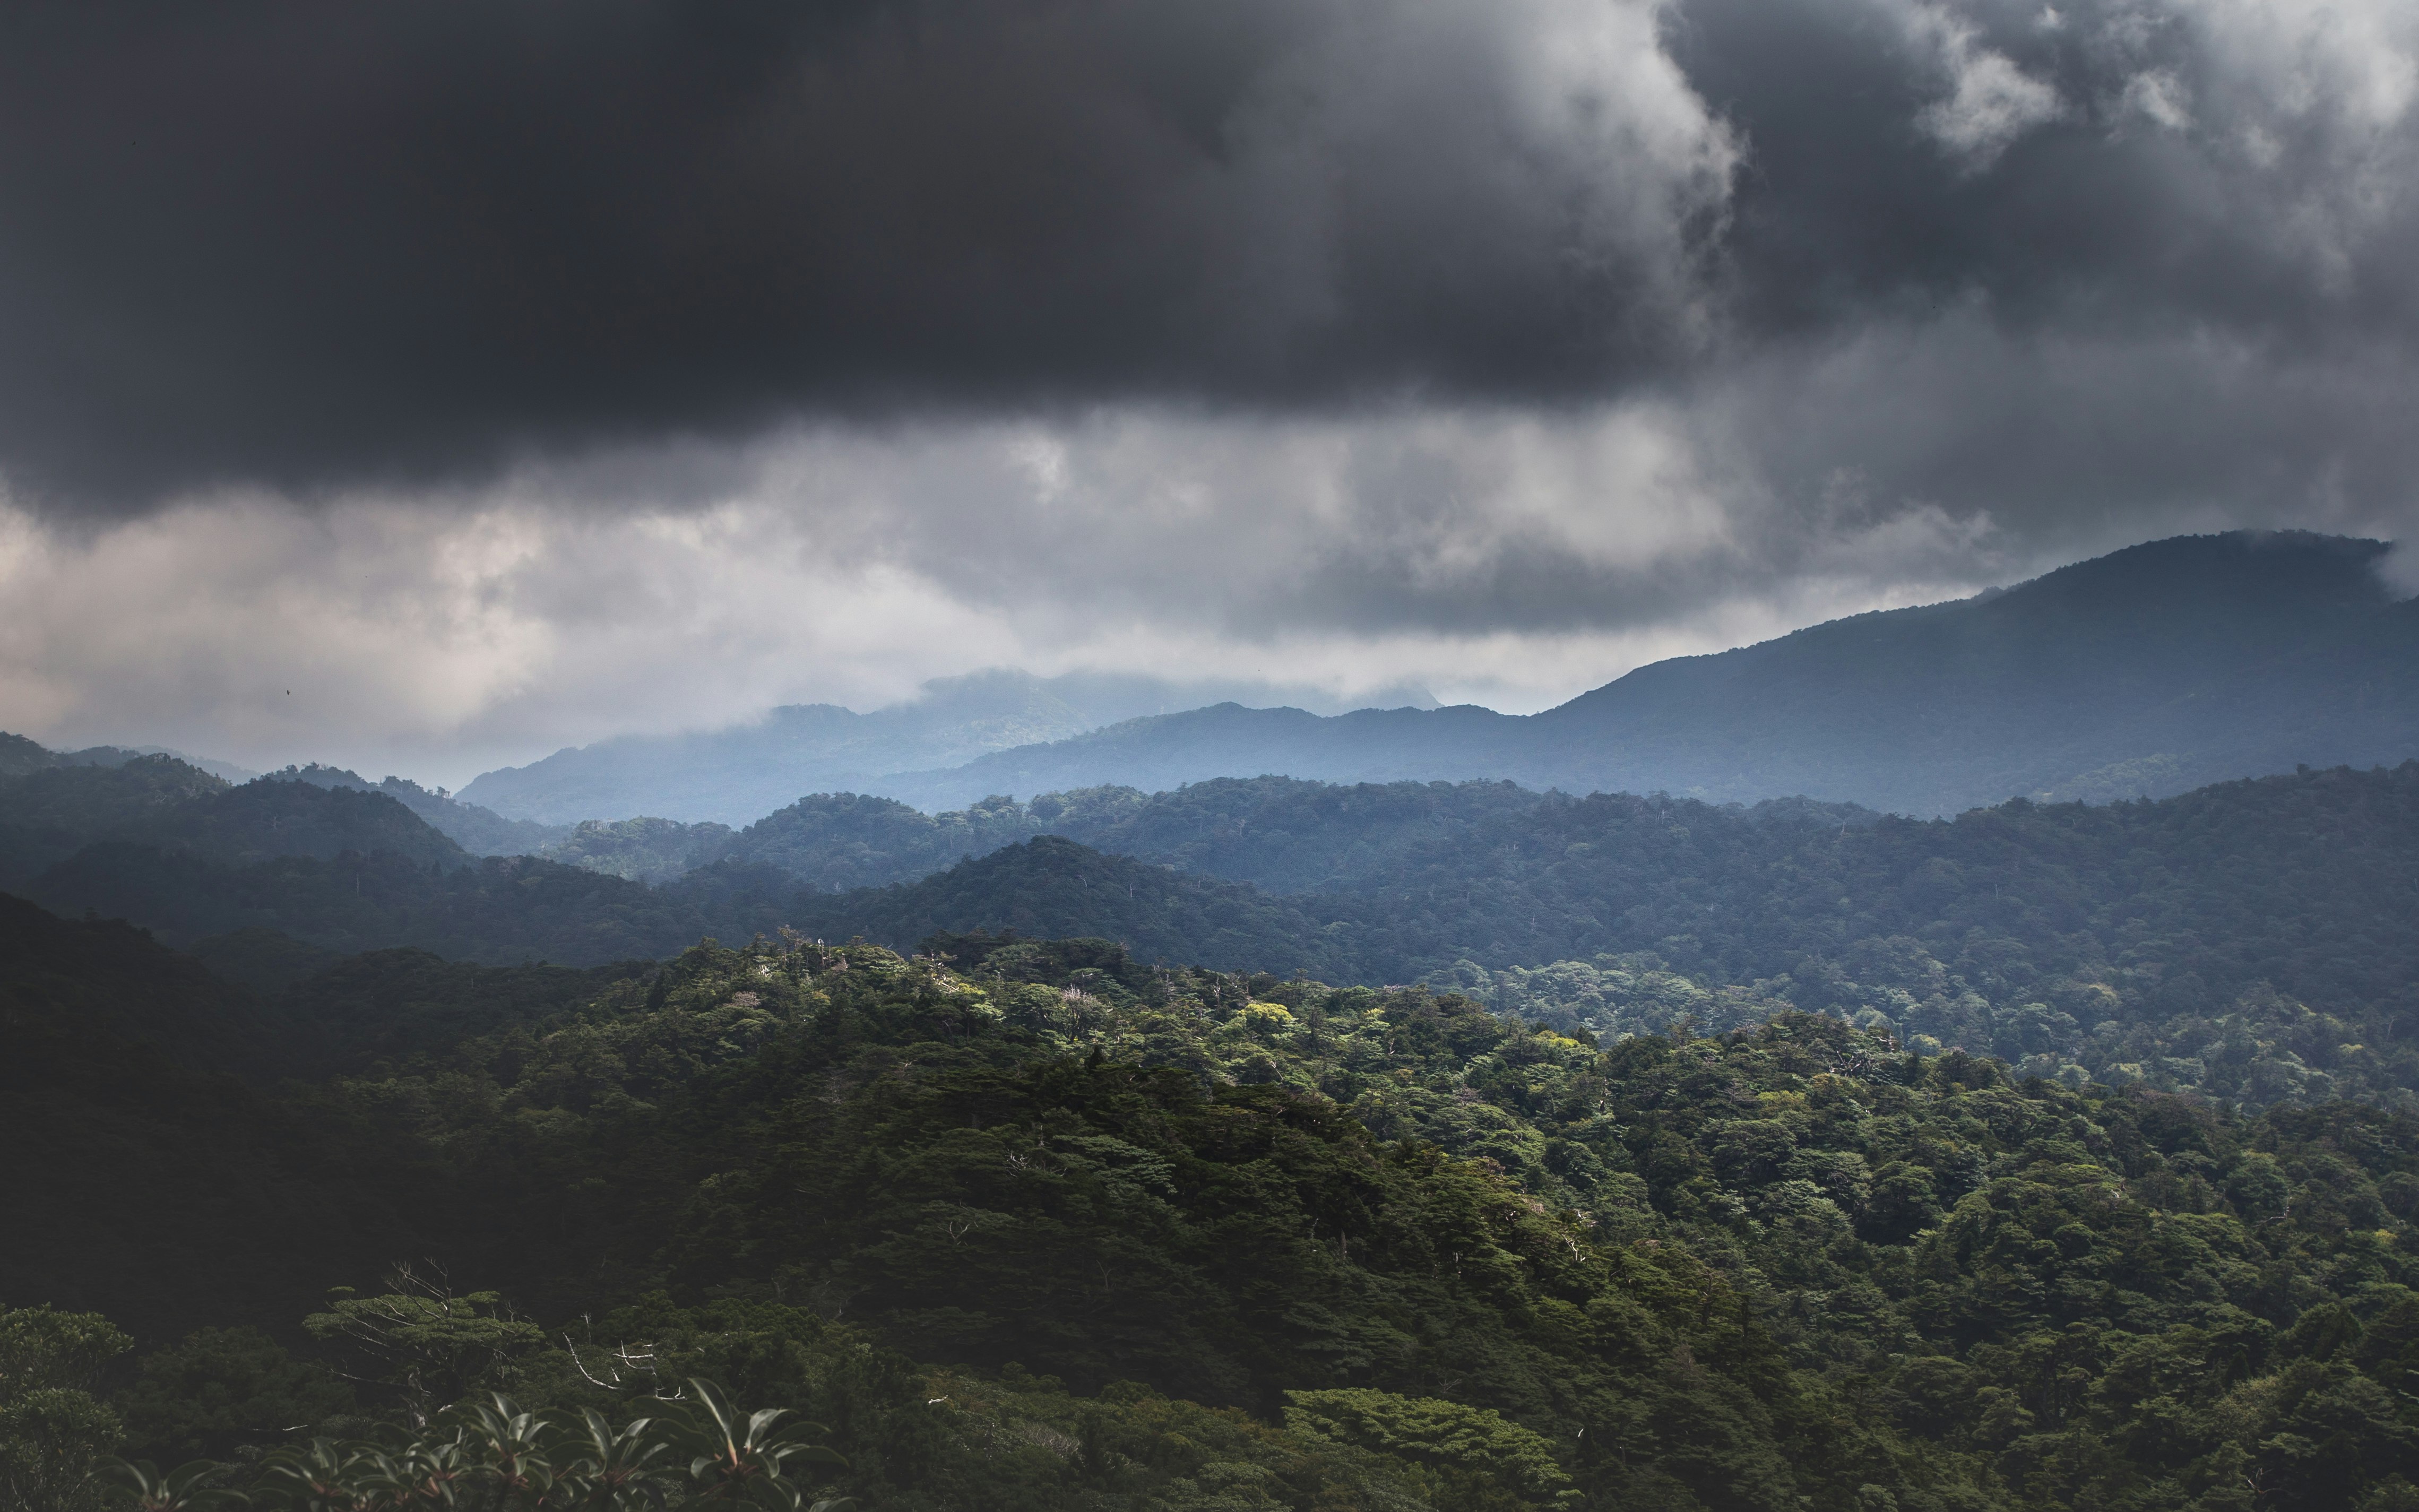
left=304, top=1269, right=547, bottom=1427
left=0, top=1304, right=129, bottom=1512
left=116, top=1326, right=357, bottom=1463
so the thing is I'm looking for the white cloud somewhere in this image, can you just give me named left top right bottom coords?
left=2121, top=68, right=2194, bottom=130
left=2169, top=0, right=2419, bottom=284
left=0, top=396, right=2015, bottom=787
left=1896, top=2, right=2067, bottom=166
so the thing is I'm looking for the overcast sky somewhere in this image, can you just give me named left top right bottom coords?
left=2, top=0, right=2414, bottom=784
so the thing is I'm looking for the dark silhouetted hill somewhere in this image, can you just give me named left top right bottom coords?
left=279, top=763, right=572, bottom=854
left=0, top=754, right=231, bottom=884
left=779, top=835, right=1347, bottom=978
left=1049, top=774, right=1568, bottom=892
left=705, top=777, right=1575, bottom=895
left=0, top=895, right=420, bottom=1341
left=120, top=777, right=472, bottom=870
left=0, top=755, right=471, bottom=885
left=27, top=846, right=718, bottom=963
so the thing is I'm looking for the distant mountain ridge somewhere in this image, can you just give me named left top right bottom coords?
left=771, top=761, right=2419, bottom=1103
left=0, top=756, right=472, bottom=889
left=459, top=667, right=1439, bottom=825
left=13, top=719, right=2419, bottom=1109
left=708, top=776, right=1589, bottom=895
left=878, top=531, right=2419, bottom=815
left=277, top=762, right=572, bottom=854
left=449, top=531, right=2419, bottom=822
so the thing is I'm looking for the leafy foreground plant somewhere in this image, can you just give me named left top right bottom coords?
left=224, top=1378, right=850, bottom=1511
left=111, top=1458, right=245, bottom=1511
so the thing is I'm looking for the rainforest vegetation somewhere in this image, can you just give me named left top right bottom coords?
left=10, top=910, right=2419, bottom=1510
left=12, top=732, right=2419, bottom=1508
left=8, top=749, right=2419, bottom=1105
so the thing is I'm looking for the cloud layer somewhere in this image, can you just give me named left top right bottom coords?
left=0, top=0, right=2415, bottom=779
left=0, top=394, right=2235, bottom=785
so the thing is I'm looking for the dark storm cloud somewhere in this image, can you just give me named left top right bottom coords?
left=0, top=0, right=2413, bottom=513
left=0, top=0, right=1727, bottom=506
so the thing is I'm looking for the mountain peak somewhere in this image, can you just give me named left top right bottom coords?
left=1990, top=529, right=2394, bottom=621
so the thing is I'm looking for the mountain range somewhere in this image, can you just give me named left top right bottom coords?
left=882, top=531, right=2419, bottom=815
left=451, top=530, right=2419, bottom=823
left=10, top=725, right=2417, bottom=1109
left=458, top=667, right=1439, bottom=825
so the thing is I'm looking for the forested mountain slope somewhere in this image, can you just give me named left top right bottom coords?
left=703, top=776, right=1570, bottom=894
left=793, top=763, right=2419, bottom=1106
left=0, top=757, right=470, bottom=887
left=0, top=893, right=270, bottom=1071
left=888, top=532, right=2419, bottom=815
left=28, top=845, right=716, bottom=962
left=0, top=733, right=178, bottom=777
left=12, top=752, right=2419, bottom=1109
left=117, top=776, right=471, bottom=870
left=279, top=762, right=572, bottom=854
left=0, top=747, right=711, bottom=960
left=0, top=899, right=420, bottom=1342
left=283, top=761, right=739, bottom=880
left=779, top=835, right=1344, bottom=977
left=0, top=754, right=229, bottom=884
left=14, top=929, right=2419, bottom=1511
left=1051, top=773, right=1567, bottom=891
left=1524, top=529, right=2419, bottom=813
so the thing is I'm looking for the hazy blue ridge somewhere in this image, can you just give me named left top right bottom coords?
left=453, top=532, right=2419, bottom=825
left=456, top=667, right=1439, bottom=825
left=883, top=532, right=2419, bottom=814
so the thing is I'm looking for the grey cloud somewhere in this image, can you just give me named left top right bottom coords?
left=1678, top=0, right=2419, bottom=345
left=3, top=344, right=2403, bottom=787
left=1689, top=321, right=2419, bottom=580
left=10, top=0, right=2415, bottom=516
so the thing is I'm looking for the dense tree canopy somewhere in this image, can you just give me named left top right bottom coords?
left=11, top=923, right=2419, bottom=1510
left=14, top=763, right=2419, bottom=1108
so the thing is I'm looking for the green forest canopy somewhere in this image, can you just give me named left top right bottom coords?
left=10, top=922, right=2419, bottom=1510
left=12, top=755, right=2419, bottom=1108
